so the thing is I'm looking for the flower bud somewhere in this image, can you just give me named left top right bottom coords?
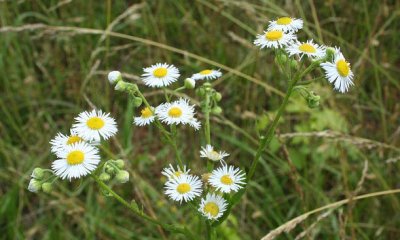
left=275, top=52, right=288, bottom=66
left=99, top=172, right=111, bottom=181
left=114, top=81, right=127, bottom=91
left=184, top=78, right=196, bottom=89
left=28, top=179, right=41, bottom=193
left=211, top=106, right=222, bottom=115
left=108, top=71, right=122, bottom=85
left=114, top=159, right=125, bottom=169
left=42, top=182, right=53, bottom=193
left=213, top=92, right=222, bottom=102
left=307, top=92, right=321, bottom=108
left=290, top=59, right=298, bottom=69
left=31, top=168, right=44, bottom=179
left=325, top=47, right=336, bottom=60
left=196, top=88, right=205, bottom=97
left=105, top=165, right=116, bottom=174
left=133, top=97, right=143, bottom=107
left=115, top=170, right=130, bottom=183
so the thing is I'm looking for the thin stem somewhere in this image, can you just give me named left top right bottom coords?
left=92, top=175, right=193, bottom=236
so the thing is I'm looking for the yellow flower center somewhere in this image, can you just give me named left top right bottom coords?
left=298, top=43, right=316, bottom=53
left=265, top=31, right=283, bottom=41
left=220, top=175, right=233, bottom=185
left=209, top=150, right=220, bottom=159
left=204, top=202, right=219, bottom=217
left=168, top=107, right=183, bottom=118
left=336, top=60, right=350, bottom=77
left=66, top=150, right=85, bottom=165
left=153, top=67, right=168, bottom=78
left=67, top=135, right=83, bottom=145
left=200, top=69, right=212, bottom=75
left=141, top=107, right=153, bottom=118
left=86, top=117, right=105, bottom=130
left=176, top=183, right=191, bottom=194
left=277, top=17, right=292, bottom=25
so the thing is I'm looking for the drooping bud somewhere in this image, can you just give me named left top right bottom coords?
left=213, top=92, right=222, bottom=102
left=31, top=168, right=44, bottom=179
left=42, top=182, right=53, bottom=193
left=28, top=179, right=41, bottom=193
left=108, top=71, right=122, bottom=85
left=99, top=172, right=111, bottom=182
left=195, top=88, right=205, bottom=97
left=184, top=78, right=196, bottom=89
left=211, top=106, right=222, bottom=115
left=115, top=170, right=130, bottom=183
left=133, top=97, right=143, bottom=107
left=105, top=165, right=116, bottom=175
left=114, top=159, right=125, bottom=169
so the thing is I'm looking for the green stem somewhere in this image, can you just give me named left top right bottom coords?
left=92, top=175, right=193, bottom=236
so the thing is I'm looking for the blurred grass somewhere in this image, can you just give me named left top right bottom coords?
left=1, top=0, right=400, bottom=239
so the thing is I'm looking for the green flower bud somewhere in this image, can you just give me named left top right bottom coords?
left=115, top=170, right=130, bottom=183
left=325, top=47, right=336, bottom=60
left=203, top=82, right=212, bottom=88
left=31, top=168, right=44, bottom=179
left=211, top=106, right=222, bottom=115
left=184, top=78, right=196, bottom=89
left=107, top=71, right=122, bottom=85
left=133, top=97, right=143, bottom=107
left=99, top=172, right=111, bottom=181
left=290, top=59, right=298, bottom=69
left=42, top=182, right=53, bottom=193
left=196, top=88, right=205, bottom=97
left=105, top=165, right=116, bottom=175
left=307, top=92, right=321, bottom=108
left=114, top=81, right=127, bottom=91
left=28, top=179, right=41, bottom=193
left=114, top=159, right=125, bottom=169
left=213, top=92, right=222, bottom=102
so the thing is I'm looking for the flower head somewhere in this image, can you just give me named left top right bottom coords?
left=200, top=145, right=229, bottom=162
left=320, top=51, right=354, bottom=93
left=191, top=69, right=222, bottom=81
left=72, top=110, right=118, bottom=142
left=268, top=17, right=303, bottom=32
left=162, top=164, right=190, bottom=180
left=134, top=106, right=155, bottom=126
left=164, top=174, right=203, bottom=203
left=108, top=71, right=121, bottom=84
left=208, top=165, right=246, bottom=193
left=50, top=129, right=88, bottom=155
left=254, top=30, right=296, bottom=49
left=286, top=40, right=326, bottom=59
left=141, top=63, right=180, bottom=87
left=155, top=98, right=201, bottom=130
left=51, top=142, right=100, bottom=180
left=198, top=193, right=228, bottom=220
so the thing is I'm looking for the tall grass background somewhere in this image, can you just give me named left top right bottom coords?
left=1, top=0, right=399, bottom=239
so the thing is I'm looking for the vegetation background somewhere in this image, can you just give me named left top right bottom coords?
left=1, top=0, right=399, bottom=239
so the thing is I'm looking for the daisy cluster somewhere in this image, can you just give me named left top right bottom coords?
left=162, top=145, right=245, bottom=221
left=28, top=109, right=121, bottom=192
left=254, top=17, right=354, bottom=93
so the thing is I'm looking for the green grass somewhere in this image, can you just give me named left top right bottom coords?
left=1, top=0, right=400, bottom=239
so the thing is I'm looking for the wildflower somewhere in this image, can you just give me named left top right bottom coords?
left=164, top=174, right=203, bottom=203
left=141, top=63, right=180, bottom=87
left=254, top=30, right=296, bottom=49
left=50, top=129, right=91, bottom=155
left=198, top=193, right=228, bottom=220
left=200, top=145, right=229, bottom=162
left=107, top=71, right=122, bottom=84
left=28, top=179, right=41, bottom=192
left=286, top=40, right=326, bottom=59
left=155, top=98, right=201, bottom=130
left=51, top=142, right=100, bottom=180
left=184, top=78, right=196, bottom=89
left=41, top=182, right=53, bottom=193
left=320, top=51, right=354, bottom=93
left=134, top=106, right=155, bottom=126
left=115, top=170, right=130, bottom=183
left=31, top=167, right=45, bottom=179
left=162, top=164, right=190, bottom=180
left=208, top=165, right=246, bottom=193
left=191, top=69, right=222, bottom=81
left=268, top=17, right=303, bottom=32
left=72, top=110, right=118, bottom=142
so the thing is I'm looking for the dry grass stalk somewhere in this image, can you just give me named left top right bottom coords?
left=294, top=210, right=334, bottom=240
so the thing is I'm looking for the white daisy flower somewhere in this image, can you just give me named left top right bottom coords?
left=141, top=63, right=180, bottom=87
left=198, top=193, right=228, bottom=220
left=200, top=145, right=229, bottom=162
left=72, top=110, right=118, bottom=142
left=161, top=164, right=190, bottom=180
left=286, top=40, right=326, bottom=59
left=50, top=129, right=85, bottom=155
left=208, top=165, right=246, bottom=193
left=254, top=30, right=296, bottom=49
left=191, top=69, right=222, bottom=81
left=155, top=98, right=201, bottom=130
left=164, top=174, right=203, bottom=203
left=51, top=142, right=100, bottom=180
left=133, top=106, right=155, bottom=126
left=268, top=17, right=303, bottom=32
left=320, top=51, right=354, bottom=93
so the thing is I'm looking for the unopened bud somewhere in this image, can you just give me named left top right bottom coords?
left=213, top=92, right=222, bottom=102
left=105, top=165, right=116, bottom=175
left=108, top=71, right=122, bottom=84
left=31, top=168, right=44, bottom=179
left=99, top=172, right=111, bottom=181
left=28, top=179, right=41, bottom=193
left=114, top=159, right=125, bottom=169
left=196, top=88, right=205, bottom=97
left=211, top=106, right=222, bottom=115
left=307, top=92, right=321, bottom=108
left=115, top=170, right=130, bottom=183
left=325, top=47, right=336, bottom=60
left=133, top=97, right=143, bottom=107
left=184, top=78, right=196, bottom=89
left=42, top=182, right=53, bottom=193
